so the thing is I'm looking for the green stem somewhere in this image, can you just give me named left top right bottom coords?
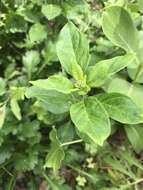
left=121, top=178, right=143, bottom=189
left=61, top=139, right=83, bottom=147
left=128, top=56, right=142, bottom=95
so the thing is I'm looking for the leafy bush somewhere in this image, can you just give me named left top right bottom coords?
left=1, top=0, right=143, bottom=189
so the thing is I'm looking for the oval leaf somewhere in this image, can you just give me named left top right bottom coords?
left=102, top=6, right=139, bottom=53
left=44, top=128, right=65, bottom=171
left=98, top=93, right=143, bottom=124
left=86, top=54, right=134, bottom=87
left=42, top=4, right=62, bottom=20
left=30, top=75, right=74, bottom=94
left=70, top=96, right=111, bottom=146
left=56, top=22, right=89, bottom=80
left=26, top=87, right=73, bottom=114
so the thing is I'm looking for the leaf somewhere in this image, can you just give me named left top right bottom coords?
left=86, top=54, right=134, bottom=87
left=5, top=12, right=27, bottom=33
left=10, top=87, right=26, bottom=100
left=58, top=122, right=75, bottom=143
left=25, top=87, right=73, bottom=114
left=138, top=0, right=143, bottom=13
left=102, top=6, right=139, bottom=53
left=127, top=65, right=143, bottom=83
left=56, top=22, right=89, bottom=80
left=0, top=105, right=6, bottom=129
left=105, top=77, right=143, bottom=110
left=23, top=50, right=40, bottom=79
left=0, top=78, right=6, bottom=96
left=10, top=99, right=21, bottom=120
left=98, top=93, right=143, bottom=124
left=125, top=125, right=143, bottom=153
left=10, top=87, right=26, bottom=120
left=44, top=128, right=65, bottom=171
left=70, top=96, right=110, bottom=146
left=29, top=23, right=47, bottom=43
left=63, top=0, right=88, bottom=19
left=41, top=4, right=62, bottom=20
left=30, top=74, right=74, bottom=94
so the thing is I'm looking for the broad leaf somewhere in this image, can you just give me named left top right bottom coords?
left=30, top=75, right=74, bottom=94
left=125, top=125, right=143, bottom=153
left=23, top=50, right=40, bottom=79
left=128, top=65, right=143, bottom=83
left=0, top=105, right=6, bottom=129
left=98, top=93, right=143, bottom=124
left=138, top=0, right=143, bottom=13
left=105, top=77, right=143, bottom=110
left=25, top=87, right=73, bottom=114
left=102, top=6, right=139, bottom=53
left=70, top=96, right=110, bottom=146
left=42, top=4, right=62, bottom=20
left=44, top=128, right=64, bottom=171
left=29, top=23, right=47, bottom=43
left=56, top=22, right=89, bottom=80
left=86, top=54, right=134, bottom=87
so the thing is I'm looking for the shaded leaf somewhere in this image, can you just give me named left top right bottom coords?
left=125, top=125, right=143, bottom=153
left=26, top=87, right=73, bottom=114
left=23, top=50, right=40, bottom=79
left=44, top=128, right=65, bottom=171
left=29, top=23, right=47, bottom=43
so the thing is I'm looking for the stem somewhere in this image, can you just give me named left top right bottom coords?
left=128, top=56, right=141, bottom=95
left=121, top=178, right=143, bottom=189
left=2, top=167, right=13, bottom=177
left=61, top=139, right=83, bottom=147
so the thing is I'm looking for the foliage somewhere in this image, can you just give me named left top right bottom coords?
left=0, top=0, right=143, bottom=189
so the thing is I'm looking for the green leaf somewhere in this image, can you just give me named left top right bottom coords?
left=44, top=128, right=65, bottom=171
left=125, top=125, right=143, bottom=153
left=105, top=77, right=143, bottom=111
left=29, top=23, right=47, bottom=43
left=63, top=0, right=88, bottom=19
left=23, top=50, right=40, bottom=79
left=25, top=87, right=73, bottom=114
left=41, top=4, right=62, bottom=20
left=0, top=78, right=6, bottom=96
left=86, top=54, right=134, bottom=87
left=127, top=65, right=143, bottom=83
left=10, top=99, right=21, bottom=120
left=56, top=22, right=89, bottom=80
left=138, top=0, right=143, bottom=13
left=10, top=87, right=26, bottom=100
left=0, top=105, right=6, bottom=129
left=102, top=6, right=139, bottom=53
left=30, top=74, right=74, bottom=94
left=10, top=87, right=26, bottom=120
left=70, top=96, right=110, bottom=146
left=98, top=93, right=143, bottom=124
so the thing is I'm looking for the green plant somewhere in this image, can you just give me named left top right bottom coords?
left=1, top=0, right=143, bottom=189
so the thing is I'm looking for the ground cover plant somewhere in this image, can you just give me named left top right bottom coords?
left=1, top=0, right=143, bottom=189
